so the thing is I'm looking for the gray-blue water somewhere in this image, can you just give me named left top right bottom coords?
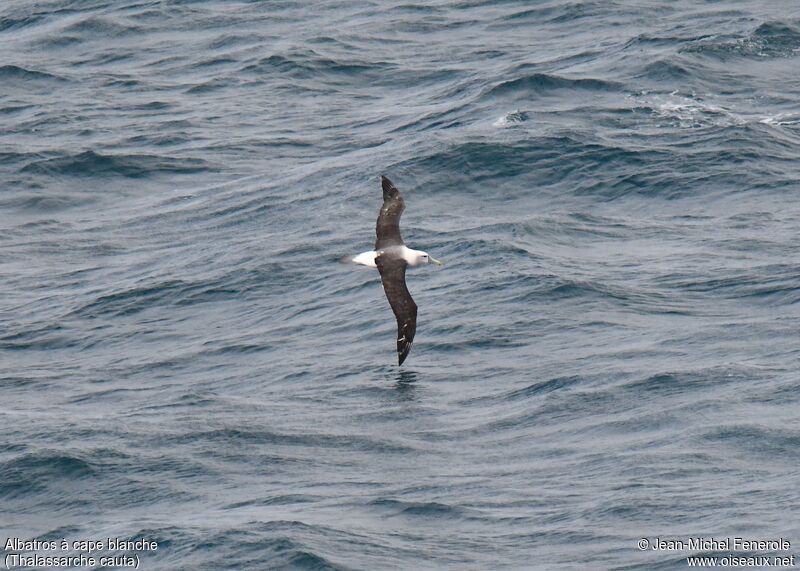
left=2, top=1, right=800, bottom=569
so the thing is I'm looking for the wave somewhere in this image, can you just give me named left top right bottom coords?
left=62, top=16, right=143, bottom=38
left=398, top=137, right=676, bottom=199
left=31, top=34, right=82, bottom=48
left=71, top=278, right=243, bottom=318
left=655, top=265, right=800, bottom=305
left=492, top=109, right=529, bottom=127
left=241, top=51, right=387, bottom=80
left=0, top=64, right=67, bottom=83
left=185, top=78, right=237, bottom=94
left=682, top=20, right=800, bottom=59
left=637, top=59, right=693, bottom=81
left=205, top=32, right=263, bottom=50
left=627, top=92, right=745, bottom=128
left=702, top=425, right=800, bottom=461
left=0, top=323, right=80, bottom=351
left=495, top=1, right=608, bottom=25
left=485, top=73, right=622, bottom=98
left=20, top=150, right=210, bottom=178
left=623, top=32, right=717, bottom=49
left=166, top=427, right=416, bottom=454
left=369, top=498, right=469, bottom=519
left=502, top=376, right=583, bottom=401
left=223, top=495, right=319, bottom=510
left=68, top=259, right=315, bottom=321
left=0, top=453, right=95, bottom=499
left=190, top=522, right=357, bottom=570
left=0, top=11, right=46, bottom=33
left=623, top=369, right=746, bottom=396
left=759, top=112, right=800, bottom=126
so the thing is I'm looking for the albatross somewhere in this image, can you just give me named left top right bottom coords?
left=346, top=176, right=443, bottom=365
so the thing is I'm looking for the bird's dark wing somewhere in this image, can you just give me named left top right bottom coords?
left=376, top=254, right=417, bottom=365
left=375, top=175, right=405, bottom=250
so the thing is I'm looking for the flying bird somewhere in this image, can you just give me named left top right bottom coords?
left=346, top=176, right=443, bottom=365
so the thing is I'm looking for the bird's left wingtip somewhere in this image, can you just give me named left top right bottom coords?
left=381, top=175, right=400, bottom=202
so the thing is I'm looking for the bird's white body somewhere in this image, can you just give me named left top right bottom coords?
left=351, top=246, right=439, bottom=268
left=351, top=250, right=378, bottom=267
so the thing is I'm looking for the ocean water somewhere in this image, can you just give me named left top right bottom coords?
left=2, top=1, right=800, bottom=569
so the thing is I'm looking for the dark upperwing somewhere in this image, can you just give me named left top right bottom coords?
left=375, top=175, right=405, bottom=251
left=375, top=254, right=417, bottom=365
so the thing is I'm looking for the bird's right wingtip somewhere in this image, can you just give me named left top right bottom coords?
left=397, top=343, right=412, bottom=366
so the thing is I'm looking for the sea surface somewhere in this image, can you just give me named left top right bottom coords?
left=2, top=1, right=800, bottom=569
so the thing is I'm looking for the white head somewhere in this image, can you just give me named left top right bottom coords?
left=412, top=249, right=443, bottom=266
